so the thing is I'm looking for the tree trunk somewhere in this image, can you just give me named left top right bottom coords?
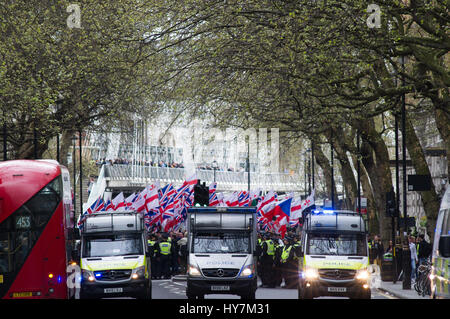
left=350, top=152, right=378, bottom=233
left=357, top=118, right=393, bottom=246
left=333, top=127, right=358, bottom=210
left=60, top=129, right=76, bottom=167
left=434, top=108, right=450, bottom=182
left=313, top=138, right=338, bottom=205
left=405, top=116, right=440, bottom=239
left=15, top=126, right=49, bottom=159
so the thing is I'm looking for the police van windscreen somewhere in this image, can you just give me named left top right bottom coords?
left=83, top=234, right=143, bottom=257
left=192, top=232, right=250, bottom=254
left=307, top=233, right=367, bottom=256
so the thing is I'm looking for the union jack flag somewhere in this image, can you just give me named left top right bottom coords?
left=103, top=199, right=114, bottom=212
left=78, top=196, right=104, bottom=227
left=238, top=191, right=249, bottom=207
left=209, top=182, right=220, bottom=206
left=158, top=184, right=176, bottom=209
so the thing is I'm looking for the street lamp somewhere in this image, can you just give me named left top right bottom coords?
left=399, top=55, right=412, bottom=290
left=212, top=160, right=218, bottom=183
left=2, top=110, right=7, bottom=161
left=71, top=134, right=78, bottom=217
left=247, top=142, right=250, bottom=192
left=79, top=129, right=83, bottom=217
left=306, top=148, right=311, bottom=195
left=311, top=141, right=315, bottom=190
left=356, top=131, right=361, bottom=216
left=54, top=98, right=63, bottom=163
left=330, top=130, right=335, bottom=209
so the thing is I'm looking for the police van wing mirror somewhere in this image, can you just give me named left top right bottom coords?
left=438, top=235, right=450, bottom=258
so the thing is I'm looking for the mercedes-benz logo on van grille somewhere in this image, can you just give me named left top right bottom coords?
left=216, top=269, right=225, bottom=277
left=334, top=270, right=341, bottom=278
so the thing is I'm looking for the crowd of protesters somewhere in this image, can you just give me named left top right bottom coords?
left=94, top=157, right=242, bottom=172
left=95, top=158, right=184, bottom=168
left=147, top=231, right=188, bottom=280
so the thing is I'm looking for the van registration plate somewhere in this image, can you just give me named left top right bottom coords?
left=104, top=288, right=123, bottom=293
left=328, top=287, right=346, bottom=292
left=211, top=285, right=230, bottom=291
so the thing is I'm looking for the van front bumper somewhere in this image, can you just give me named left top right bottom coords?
left=80, top=277, right=149, bottom=299
left=301, top=278, right=370, bottom=298
left=187, top=276, right=257, bottom=297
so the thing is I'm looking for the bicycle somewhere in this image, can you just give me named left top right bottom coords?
left=414, top=260, right=431, bottom=297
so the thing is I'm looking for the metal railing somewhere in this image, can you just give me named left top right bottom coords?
left=102, top=164, right=302, bottom=192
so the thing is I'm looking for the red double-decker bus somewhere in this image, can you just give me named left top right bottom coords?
left=0, top=160, right=75, bottom=299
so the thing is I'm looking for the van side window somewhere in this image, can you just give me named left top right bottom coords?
left=442, top=209, right=450, bottom=236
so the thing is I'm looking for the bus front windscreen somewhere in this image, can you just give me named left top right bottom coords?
left=192, top=232, right=250, bottom=254
left=83, top=234, right=143, bottom=257
left=307, top=233, right=367, bottom=256
left=0, top=176, right=62, bottom=274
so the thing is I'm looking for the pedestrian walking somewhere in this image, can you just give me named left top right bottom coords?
left=373, top=235, right=384, bottom=266
left=409, top=236, right=418, bottom=282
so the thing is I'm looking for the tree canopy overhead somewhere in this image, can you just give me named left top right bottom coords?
left=1, top=0, right=448, bottom=239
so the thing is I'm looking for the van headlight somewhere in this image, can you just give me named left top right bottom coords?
left=188, top=264, right=201, bottom=277
left=132, top=266, right=145, bottom=279
left=356, top=269, right=370, bottom=280
left=240, top=264, right=254, bottom=278
left=304, top=268, right=319, bottom=280
left=81, top=269, right=95, bottom=282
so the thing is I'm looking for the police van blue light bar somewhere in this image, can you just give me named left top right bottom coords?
left=312, top=209, right=335, bottom=214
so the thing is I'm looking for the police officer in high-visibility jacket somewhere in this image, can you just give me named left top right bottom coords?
left=156, top=233, right=174, bottom=279
left=280, top=237, right=296, bottom=288
left=292, top=234, right=302, bottom=280
left=273, top=234, right=283, bottom=287
left=256, top=232, right=263, bottom=281
left=148, top=234, right=158, bottom=279
left=260, top=233, right=275, bottom=287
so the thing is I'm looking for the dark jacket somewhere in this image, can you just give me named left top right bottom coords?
left=417, top=240, right=431, bottom=259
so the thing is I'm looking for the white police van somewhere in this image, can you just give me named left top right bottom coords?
left=297, top=209, right=371, bottom=299
left=78, top=211, right=151, bottom=299
left=430, top=184, right=450, bottom=299
left=186, top=207, right=258, bottom=299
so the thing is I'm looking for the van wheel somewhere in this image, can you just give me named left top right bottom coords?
left=137, top=282, right=152, bottom=299
left=299, top=284, right=313, bottom=299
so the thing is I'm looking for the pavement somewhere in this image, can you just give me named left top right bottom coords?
left=377, top=279, right=430, bottom=299
left=173, top=275, right=431, bottom=299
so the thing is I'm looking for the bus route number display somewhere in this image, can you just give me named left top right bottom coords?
left=15, top=215, right=31, bottom=229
